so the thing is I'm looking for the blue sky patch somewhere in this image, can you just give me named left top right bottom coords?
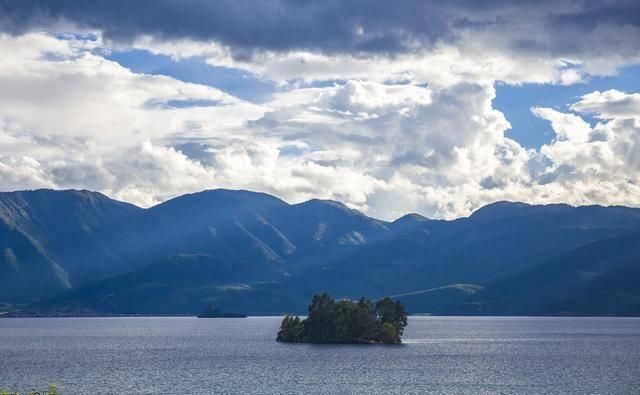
left=107, top=50, right=276, bottom=103
left=495, top=65, right=640, bottom=149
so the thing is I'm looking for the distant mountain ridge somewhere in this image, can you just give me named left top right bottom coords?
left=1, top=188, right=639, bottom=316
left=0, top=188, right=402, bottom=302
left=0, top=190, right=140, bottom=300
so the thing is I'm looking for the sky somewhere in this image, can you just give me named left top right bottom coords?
left=0, top=1, right=639, bottom=220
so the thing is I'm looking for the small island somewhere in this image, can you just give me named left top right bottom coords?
left=277, top=293, right=407, bottom=344
left=197, top=305, right=247, bottom=318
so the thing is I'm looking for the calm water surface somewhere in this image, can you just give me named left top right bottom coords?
left=1, top=316, right=639, bottom=394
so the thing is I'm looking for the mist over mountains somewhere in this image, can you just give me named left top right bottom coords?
left=1, top=189, right=639, bottom=316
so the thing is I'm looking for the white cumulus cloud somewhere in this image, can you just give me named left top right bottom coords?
left=0, top=33, right=639, bottom=219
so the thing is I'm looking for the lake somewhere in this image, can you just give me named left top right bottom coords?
left=1, top=316, right=639, bottom=394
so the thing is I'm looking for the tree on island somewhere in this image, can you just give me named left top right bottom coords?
left=277, top=293, right=408, bottom=344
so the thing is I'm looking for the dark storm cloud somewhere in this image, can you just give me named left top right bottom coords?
left=553, top=0, right=640, bottom=29
left=522, top=0, right=640, bottom=57
left=0, top=0, right=639, bottom=57
left=0, top=0, right=451, bottom=54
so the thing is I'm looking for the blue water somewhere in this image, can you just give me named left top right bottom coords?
left=1, top=317, right=639, bottom=394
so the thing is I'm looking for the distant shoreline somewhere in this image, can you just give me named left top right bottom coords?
left=2, top=313, right=639, bottom=318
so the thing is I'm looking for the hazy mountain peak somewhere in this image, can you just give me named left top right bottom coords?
left=469, top=201, right=575, bottom=220
left=393, top=213, right=430, bottom=223
left=387, top=213, right=431, bottom=236
left=1, top=188, right=107, bottom=203
left=158, top=188, right=289, bottom=208
left=295, top=198, right=352, bottom=211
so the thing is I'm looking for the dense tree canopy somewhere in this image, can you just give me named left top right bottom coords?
left=277, top=293, right=408, bottom=344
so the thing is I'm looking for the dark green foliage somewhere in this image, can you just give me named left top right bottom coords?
left=375, top=297, right=408, bottom=339
left=276, top=293, right=408, bottom=344
left=276, top=315, right=304, bottom=342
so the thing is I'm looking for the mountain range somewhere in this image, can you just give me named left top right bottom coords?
left=1, top=189, right=639, bottom=316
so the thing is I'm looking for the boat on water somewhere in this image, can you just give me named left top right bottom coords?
left=197, top=305, right=247, bottom=318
